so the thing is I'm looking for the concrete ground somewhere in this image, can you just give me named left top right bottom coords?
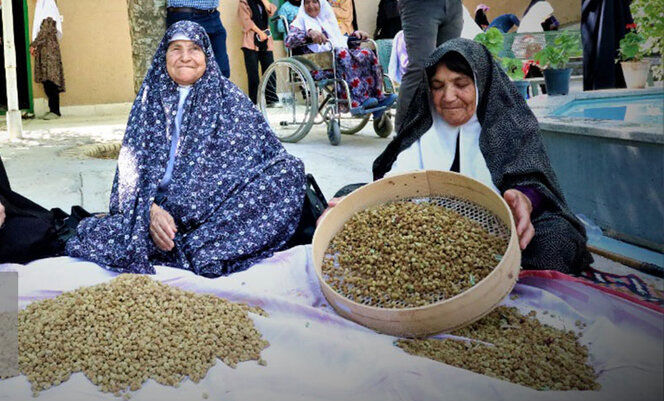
left=0, top=111, right=388, bottom=212
left=1, top=108, right=661, bottom=290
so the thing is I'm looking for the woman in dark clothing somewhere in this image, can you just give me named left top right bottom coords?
left=474, top=4, right=490, bottom=31
left=581, top=0, right=633, bottom=90
left=0, top=156, right=86, bottom=264
left=372, top=39, right=593, bottom=274
left=30, top=17, right=65, bottom=119
left=238, top=0, right=279, bottom=104
left=374, top=0, right=401, bottom=39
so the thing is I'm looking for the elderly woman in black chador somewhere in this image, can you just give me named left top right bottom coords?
left=371, top=38, right=592, bottom=273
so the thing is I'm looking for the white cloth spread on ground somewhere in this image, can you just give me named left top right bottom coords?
left=32, top=0, right=62, bottom=41
left=1, top=247, right=662, bottom=401
left=290, top=0, right=347, bottom=52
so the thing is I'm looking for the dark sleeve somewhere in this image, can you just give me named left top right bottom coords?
left=374, top=1, right=384, bottom=38
left=513, top=185, right=545, bottom=217
left=347, top=32, right=361, bottom=49
left=0, top=155, right=9, bottom=190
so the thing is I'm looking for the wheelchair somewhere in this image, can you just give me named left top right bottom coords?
left=257, top=16, right=397, bottom=145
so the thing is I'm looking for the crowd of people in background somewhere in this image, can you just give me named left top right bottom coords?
left=6, top=0, right=634, bottom=120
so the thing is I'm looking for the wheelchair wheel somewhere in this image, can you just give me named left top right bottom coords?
left=327, top=120, right=341, bottom=146
left=258, top=58, right=317, bottom=143
left=373, top=113, right=393, bottom=138
left=322, top=109, right=370, bottom=135
left=340, top=114, right=370, bottom=135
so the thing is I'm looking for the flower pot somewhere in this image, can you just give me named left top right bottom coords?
left=621, top=61, right=650, bottom=89
left=513, top=80, right=530, bottom=99
left=543, top=68, right=572, bottom=96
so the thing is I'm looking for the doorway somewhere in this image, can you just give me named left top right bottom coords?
left=0, top=0, right=33, bottom=114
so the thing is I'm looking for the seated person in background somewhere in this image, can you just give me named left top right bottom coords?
left=0, top=155, right=87, bottom=264
left=276, top=0, right=301, bottom=35
left=66, top=21, right=306, bottom=277
left=328, top=39, right=592, bottom=274
left=488, top=14, right=520, bottom=33
left=285, top=0, right=396, bottom=115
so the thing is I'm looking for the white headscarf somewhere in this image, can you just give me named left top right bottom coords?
left=390, top=81, right=499, bottom=194
left=461, top=5, right=484, bottom=40
left=517, top=1, right=553, bottom=33
left=290, top=0, right=348, bottom=52
left=32, top=0, right=63, bottom=41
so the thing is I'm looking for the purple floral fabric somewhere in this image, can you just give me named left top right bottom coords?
left=66, top=21, right=306, bottom=277
left=285, top=27, right=385, bottom=108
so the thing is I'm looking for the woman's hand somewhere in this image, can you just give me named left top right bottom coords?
left=503, top=189, right=535, bottom=250
left=307, top=29, right=327, bottom=45
left=29, top=46, right=35, bottom=57
left=149, top=203, right=177, bottom=251
left=257, top=29, right=269, bottom=42
left=353, top=30, right=369, bottom=40
left=0, top=201, right=5, bottom=228
left=316, top=197, right=343, bottom=226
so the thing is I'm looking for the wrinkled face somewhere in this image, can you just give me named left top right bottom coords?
left=166, top=40, right=206, bottom=86
left=304, top=0, right=321, bottom=18
left=430, top=63, right=477, bottom=126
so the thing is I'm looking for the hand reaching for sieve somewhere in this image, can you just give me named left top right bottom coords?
left=316, top=197, right=343, bottom=227
left=149, top=203, right=177, bottom=251
left=503, top=189, right=535, bottom=250
left=0, top=200, right=5, bottom=228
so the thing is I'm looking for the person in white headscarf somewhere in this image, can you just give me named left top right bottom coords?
left=517, top=1, right=553, bottom=33
left=31, top=0, right=62, bottom=41
left=30, top=0, right=64, bottom=120
left=284, top=0, right=396, bottom=115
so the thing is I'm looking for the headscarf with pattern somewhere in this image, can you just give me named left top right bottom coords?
left=373, top=38, right=592, bottom=273
left=66, top=21, right=306, bottom=277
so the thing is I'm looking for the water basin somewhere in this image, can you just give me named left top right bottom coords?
left=551, top=93, right=663, bottom=126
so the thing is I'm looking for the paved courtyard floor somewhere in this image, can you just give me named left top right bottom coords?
left=1, top=110, right=661, bottom=289
left=0, top=112, right=388, bottom=212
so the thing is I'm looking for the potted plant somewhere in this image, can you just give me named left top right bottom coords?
left=501, top=57, right=529, bottom=99
left=533, top=31, right=582, bottom=96
left=630, top=0, right=663, bottom=81
left=474, top=28, right=505, bottom=59
left=618, top=31, right=650, bottom=88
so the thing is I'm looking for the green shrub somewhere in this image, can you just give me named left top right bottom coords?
left=619, top=31, right=646, bottom=61
left=474, top=28, right=504, bottom=59
left=534, top=31, right=581, bottom=69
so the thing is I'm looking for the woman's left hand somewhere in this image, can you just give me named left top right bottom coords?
left=353, top=30, right=369, bottom=40
left=503, top=189, right=535, bottom=250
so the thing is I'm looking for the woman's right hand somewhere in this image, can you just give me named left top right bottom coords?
left=149, top=203, right=177, bottom=251
left=307, top=29, right=327, bottom=45
left=257, top=30, right=269, bottom=42
left=29, top=46, right=35, bottom=57
left=316, top=197, right=343, bottom=226
left=0, top=201, right=5, bottom=228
